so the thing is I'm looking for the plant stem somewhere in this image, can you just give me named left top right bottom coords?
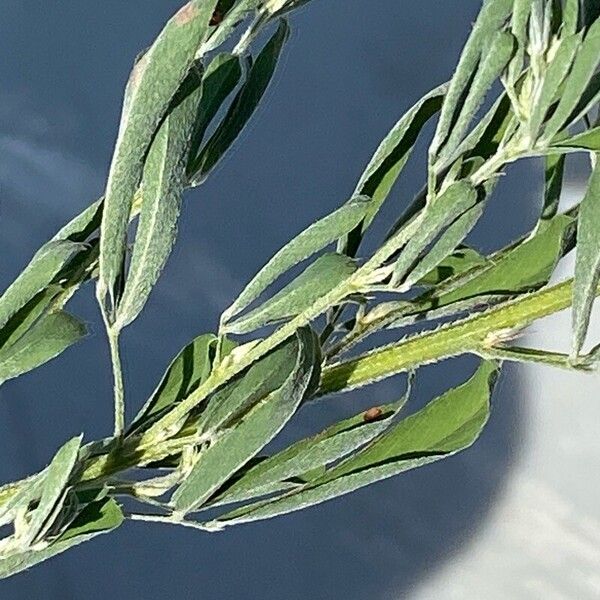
left=108, top=328, right=125, bottom=438
left=319, top=279, right=598, bottom=396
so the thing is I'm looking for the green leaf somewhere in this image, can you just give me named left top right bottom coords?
left=23, top=437, right=82, bottom=546
left=563, top=0, right=580, bottom=35
left=391, top=181, right=479, bottom=287
left=402, top=202, right=485, bottom=290
left=190, top=19, right=289, bottom=184
left=171, top=327, right=319, bottom=515
left=417, top=246, right=487, bottom=286
left=129, top=334, right=217, bottom=434
left=431, top=0, right=513, bottom=159
left=224, top=253, right=357, bottom=335
left=210, top=361, right=496, bottom=526
left=211, top=382, right=411, bottom=507
left=437, top=30, right=515, bottom=164
left=0, top=498, right=123, bottom=580
left=98, top=0, right=218, bottom=314
left=0, top=241, right=81, bottom=331
left=222, top=196, right=372, bottom=324
left=198, top=334, right=303, bottom=435
left=552, top=125, right=600, bottom=151
left=115, top=77, right=204, bottom=330
left=187, top=53, right=243, bottom=166
left=541, top=18, right=600, bottom=142
left=530, top=32, right=581, bottom=139
left=541, top=152, right=565, bottom=220
left=0, top=312, right=87, bottom=385
left=339, top=84, right=447, bottom=256
left=201, top=0, right=261, bottom=54
left=572, top=158, right=600, bottom=356
left=432, top=212, right=576, bottom=306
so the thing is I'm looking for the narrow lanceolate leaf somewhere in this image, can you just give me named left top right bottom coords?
left=171, top=327, right=318, bottom=515
left=129, top=334, right=217, bottom=434
left=572, top=159, right=600, bottom=356
left=210, top=361, right=496, bottom=527
left=0, top=241, right=81, bottom=331
left=201, top=0, right=261, bottom=54
left=437, top=31, right=514, bottom=163
left=223, top=196, right=372, bottom=324
left=198, top=334, right=302, bottom=435
left=433, top=212, right=576, bottom=306
left=0, top=312, right=87, bottom=385
left=552, top=125, right=600, bottom=152
left=22, top=437, right=82, bottom=546
left=430, top=0, right=513, bottom=159
left=212, top=387, right=410, bottom=507
left=115, top=81, right=204, bottom=330
left=541, top=153, right=565, bottom=220
left=507, top=0, right=532, bottom=83
left=529, top=33, right=581, bottom=139
left=391, top=181, right=479, bottom=287
left=187, top=53, right=243, bottom=166
left=98, top=0, right=218, bottom=314
left=542, top=18, right=600, bottom=142
left=224, top=253, right=357, bottom=335
left=0, top=498, right=123, bottom=580
left=339, top=84, right=447, bottom=256
left=401, top=202, right=484, bottom=291
left=190, top=20, right=289, bottom=184
left=563, top=0, right=580, bottom=35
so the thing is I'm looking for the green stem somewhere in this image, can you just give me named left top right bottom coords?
left=108, top=328, right=125, bottom=438
left=319, top=279, right=596, bottom=396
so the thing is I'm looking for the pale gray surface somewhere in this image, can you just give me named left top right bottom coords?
left=0, top=2, right=595, bottom=599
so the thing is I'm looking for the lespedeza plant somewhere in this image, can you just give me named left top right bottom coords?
left=1, top=0, right=600, bottom=578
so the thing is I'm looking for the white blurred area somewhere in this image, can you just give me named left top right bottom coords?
left=407, top=184, right=600, bottom=599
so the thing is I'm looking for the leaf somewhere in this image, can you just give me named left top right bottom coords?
left=198, top=334, right=302, bottom=435
left=0, top=498, right=123, bottom=580
left=129, top=334, right=218, bottom=434
left=224, top=253, right=357, bottom=335
left=222, top=196, right=372, bottom=324
left=171, top=327, right=319, bottom=515
left=0, top=241, right=81, bottom=331
left=572, top=158, right=600, bottom=356
left=0, top=312, right=87, bottom=385
left=339, top=84, right=447, bottom=257
left=541, top=18, right=600, bottom=142
left=432, top=212, right=576, bottom=306
left=22, top=437, right=82, bottom=546
left=210, top=361, right=496, bottom=527
left=115, top=77, right=204, bottom=330
left=187, top=53, right=243, bottom=166
left=402, top=202, right=485, bottom=290
left=98, top=0, right=218, bottom=314
left=211, top=381, right=411, bottom=507
left=563, top=0, right=580, bottom=35
left=391, top=181, right=479, bottom=287
left=430, top=0, right=513, bottom=159
left=541, top=152, right=565, bottom=220
left=201, top=0, right=261, bottom=54
left=529, top=32, right=581, bottom=139
left=436, top=30, right=515, bottom=164
left=189, top=19, right=289, bottom=184
left=552, top=125, right=600, bottom=151
left=417, top=246, right=487, bottom=286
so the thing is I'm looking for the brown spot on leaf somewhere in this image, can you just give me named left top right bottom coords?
left=174, top=2, right=199, bottom=26
left=363, top=407, right=383, bottom=422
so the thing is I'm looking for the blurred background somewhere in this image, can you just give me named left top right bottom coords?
left=0, top=1, right=598, bottom=598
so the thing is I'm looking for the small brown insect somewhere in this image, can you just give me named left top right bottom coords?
left=210, top=9, right=224, bottom=26
left=363, top=407, right=383, bottom=422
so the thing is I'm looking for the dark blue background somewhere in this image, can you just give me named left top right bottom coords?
left=0, top=2, right=540, bottom=598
